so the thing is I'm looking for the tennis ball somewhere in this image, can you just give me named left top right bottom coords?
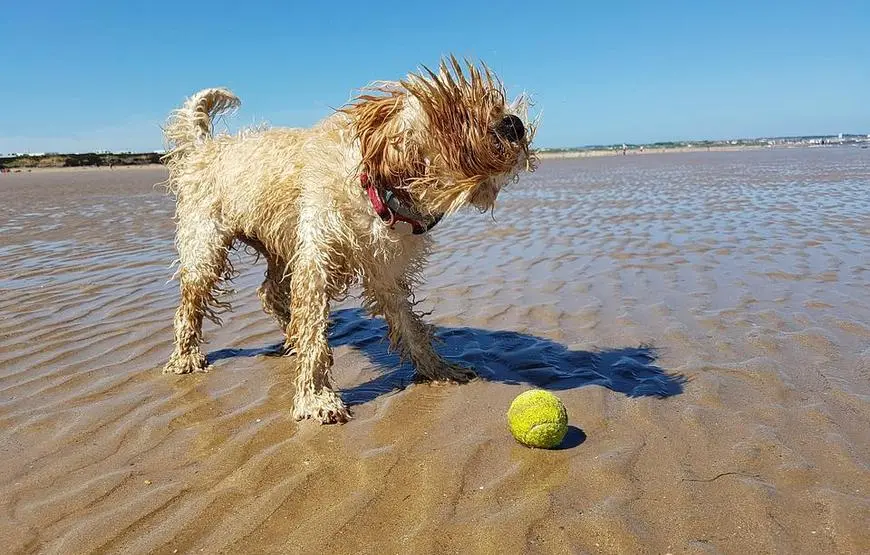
left=507, top=389, right=568, bottom=449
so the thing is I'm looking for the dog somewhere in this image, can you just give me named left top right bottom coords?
left=160, top=56, right=536, bottom=423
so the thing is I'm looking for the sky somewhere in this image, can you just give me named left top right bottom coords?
left=1, top=0, right=868, bottom=153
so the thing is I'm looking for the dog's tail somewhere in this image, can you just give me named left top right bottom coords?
left=162, top=88, right=240, bottom=162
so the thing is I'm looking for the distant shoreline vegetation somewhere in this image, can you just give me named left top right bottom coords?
left=537, top=134, right=869, bottom=157
left=0, top=151, right=163, bottom=170
left=1, top=133, right=867, bottom=170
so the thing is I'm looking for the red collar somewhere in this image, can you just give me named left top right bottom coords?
left=360, top=173, right=442, bottom=235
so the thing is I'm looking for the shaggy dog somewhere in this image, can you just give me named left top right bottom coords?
left=161, top=57, right=536, bottom=423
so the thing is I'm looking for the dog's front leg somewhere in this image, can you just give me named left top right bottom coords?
left=288, top=243, right=350, bottom=424
left=364, top=280, right=476, bottom=383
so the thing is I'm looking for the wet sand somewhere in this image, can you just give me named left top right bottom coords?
left=1, top=148, right=868, bottom=554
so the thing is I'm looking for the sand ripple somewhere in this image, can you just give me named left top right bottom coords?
left=1, top=149, right=869, bottom=553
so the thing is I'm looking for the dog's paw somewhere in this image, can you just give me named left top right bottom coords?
left=418, top=361, right=477, bottom=384
left=292, top=390, right=352, bottom=424
left=163, top=350, right=208, bottom=375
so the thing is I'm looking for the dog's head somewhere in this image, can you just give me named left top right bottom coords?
left=344, top=56, right=537, bottom=217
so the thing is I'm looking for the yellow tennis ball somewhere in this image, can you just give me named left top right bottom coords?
left=507, top=389, right=568, bottom=449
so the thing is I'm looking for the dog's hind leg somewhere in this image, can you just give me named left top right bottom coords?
left=256, top=252, right=294, bottom=353
left=164, top=220, right=233, bottom=375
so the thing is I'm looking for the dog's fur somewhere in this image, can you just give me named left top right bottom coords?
left=161, top=57, right=536, bottom=423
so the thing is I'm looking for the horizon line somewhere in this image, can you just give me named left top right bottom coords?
left=2, top=132, right=868, bottom=158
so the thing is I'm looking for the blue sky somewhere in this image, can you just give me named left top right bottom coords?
left=1, top=1, right=868, bottom=153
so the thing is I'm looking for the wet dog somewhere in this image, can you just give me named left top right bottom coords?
left=161, top=56, right=536, bottom=423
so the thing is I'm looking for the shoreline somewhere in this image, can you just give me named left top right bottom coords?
left=534, top=143, right=859, bottom=159
left=537, top=145, right=765, bottom=159
left=0, top=163, right=167, bottom=174
left=1, top=144, right=862, bottom=173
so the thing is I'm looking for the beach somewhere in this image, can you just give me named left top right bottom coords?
left=1, top=147, right=868, bottom=553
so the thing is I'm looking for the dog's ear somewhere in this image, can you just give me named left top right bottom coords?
left=343, top=89, right=425, bottom=187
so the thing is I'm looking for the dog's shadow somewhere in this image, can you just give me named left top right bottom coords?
left=207, top=308, right=686, bottom=407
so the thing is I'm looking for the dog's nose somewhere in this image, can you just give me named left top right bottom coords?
left=495, top=114, right=525, bottom=142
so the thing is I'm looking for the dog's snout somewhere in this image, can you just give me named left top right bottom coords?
left=495, top=114, right=525, bottom=143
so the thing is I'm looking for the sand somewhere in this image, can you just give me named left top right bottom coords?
left=1, top=148, right=868, bottom=554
